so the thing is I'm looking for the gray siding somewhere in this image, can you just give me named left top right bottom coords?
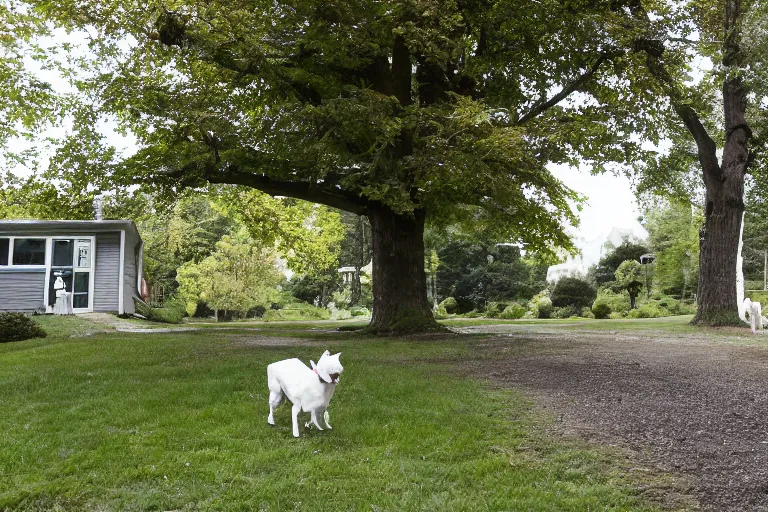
left=0, top=270, right=45, bottom=312
left=94, top=233, right=120, bottom=312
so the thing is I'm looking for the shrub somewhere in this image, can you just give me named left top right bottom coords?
left=534, top=297, right=553, bottom=319
left=591, top=300, right=612, bottom=319
left=553, top=306, right=579, bottom=319
left=0, top=313, right=47, bottom=343
left=580, top=307, right=595, bottom=319
left=551, top=277, right=597, bottom=309
left=136, top=299, right=186, bottom=324
left=609, top=312, right=625, bottom=319
left=248, top=305, right=267, bottom=318
left=433, top=305, right=448, bottom=319
left=594, top=289, right=630, bottom=314
left=350, top=307, right=370, bottom=317
left=263, top=304, right=331, bottom=321
left=485, top=302, right=510, bottom=318
left=463, top=310, right=481, bottom=318
left=439, top=297, right=458, bottom=314
left=637, top=303, right=666, bottom=318
left=500, top=303, right=526, bottom=319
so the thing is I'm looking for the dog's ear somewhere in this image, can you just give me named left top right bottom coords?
left=334, top=352, right=342, bottom=359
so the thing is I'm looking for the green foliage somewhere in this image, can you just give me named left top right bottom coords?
left=262, top=303, right=330, bottom=321
left=746, top=290, right=768, bottom=304
left=176, top=232, right=281, bottom=318
left=437, top=242, right=547, bottom=313
left=594, top=289, right=630, bottom=314
left=0, top=313, right=46, bottom=342
left=484, top=301, right=510, bottom=318
left=642, top=200, right=700, bottom=299
left=433, top=304, right=449, bottom=320
left=592, top=301, right=612, bottom=319
left=614, top=260, right=645, bottom=309
left=439, top=297, right=458, bottom=314
left=532, top=296, right=554, bottom=319
left=136, top=299, right=186, bottom=324
left=500, top=303, right=527, bottom=319
left=553, top=306, right=580, bottom=319
left=593, top=241, right=649, bottom=285
left=551, top=277, right=597, bottom=309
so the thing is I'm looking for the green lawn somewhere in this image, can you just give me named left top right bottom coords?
left=0, top=316, right=673, bottom=511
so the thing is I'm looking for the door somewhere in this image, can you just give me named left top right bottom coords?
left=72, top=239, right=92, bottom=311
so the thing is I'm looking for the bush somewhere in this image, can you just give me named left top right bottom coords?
left=580, top=307, right=595, bottom=319
left=637, top=303, right=666, bottom=318
left=433, top=305, right=448, bottom=319
left=553, top=305, right=579, bottom=319
left=551, top=277, right=597, bottom=309
left=263, top=303, right=331, bottom=321
left=0, top=313, right=47, bottom=343
left=136, top=299, right=186, bottom=324
left=350, top=306, right=370, bottom=317
left=248, top=305, right=267, bottom=318
left=500, top=303, right=526, bottom=319
left=331, top=309, right=352, bottom=320
left=533, top=297, right=553, bottom=319
left=440, top=297, right=458, bottom=314
left=591, top=300, right=612, bottom=319
left=485, top=302, right=510, bottom=318
left=594, top=289, right=630, bottom=314
left=463, top=310, right=481, bottom=318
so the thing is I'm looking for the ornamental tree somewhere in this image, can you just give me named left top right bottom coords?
left=23, top=0, right=674, bottom=332
left=614, top=259, right=644, bottom=309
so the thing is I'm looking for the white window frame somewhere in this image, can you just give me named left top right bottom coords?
left=41, top=236, right=96, bottom=314
left=4, top=236, right=48, bottom=268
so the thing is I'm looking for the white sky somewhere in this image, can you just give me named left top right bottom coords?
left=549, top=163, right=648, bottom=242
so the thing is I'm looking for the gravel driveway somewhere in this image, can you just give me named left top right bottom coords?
left=458, top=325, right=768, bottom=511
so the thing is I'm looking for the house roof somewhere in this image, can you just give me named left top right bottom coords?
left=0, top=219, right=141, bottom=241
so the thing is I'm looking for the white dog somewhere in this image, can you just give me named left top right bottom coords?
left=267, top=350, right=343, bottom=437
left=744, top=298, right=765, bottom=333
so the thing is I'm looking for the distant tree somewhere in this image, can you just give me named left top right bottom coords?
left=643, top=201, right=701, bottom=299
left=437, top=241, right=547, bottom=312
left=593, top=241, right=649, bottom=286
left=614, top=260, right=644, bottom=309
left=176, top=232, right=281, bottom=319
left=551, top=277, right=596, bottom=309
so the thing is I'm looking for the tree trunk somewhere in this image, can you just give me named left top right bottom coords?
left=366, top=204, right=442, bottom=333
left=692, top=73, right=748, bottom=325
left=692, top=163, right=746, bottom=325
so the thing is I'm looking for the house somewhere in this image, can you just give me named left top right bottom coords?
left=0, top=220, right=143, bottom=315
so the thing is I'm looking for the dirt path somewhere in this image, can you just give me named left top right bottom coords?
left=459, top=326, right=768, bottom=511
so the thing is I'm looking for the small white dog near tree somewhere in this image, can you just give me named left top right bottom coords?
left=267, top=350, right=343, bottom=437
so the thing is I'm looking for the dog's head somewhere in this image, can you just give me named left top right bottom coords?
left=311, top=350, right=343, bottom=384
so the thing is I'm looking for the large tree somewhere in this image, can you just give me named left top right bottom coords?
left=624, top=0, right=767, bottom=324
left=24, top=0, right=670, bottom=332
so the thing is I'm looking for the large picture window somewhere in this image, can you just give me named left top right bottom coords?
left=13, top=239, right=46, bottom=265
left=0, top=238, right=8, bottom=265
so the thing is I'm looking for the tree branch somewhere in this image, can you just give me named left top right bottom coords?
left=203, top=164, right=369, bottom=215
left=517, top=53, right=611, bottom=125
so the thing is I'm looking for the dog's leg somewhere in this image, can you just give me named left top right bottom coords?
left=267, top=390, right=284, bottom=425
left=310, top=410, right=324, bottom=430
left=323, top=409, right=332, bottom=430
left=291, top=403, right=302, bottom=437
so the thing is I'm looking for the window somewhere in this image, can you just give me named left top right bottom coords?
left=0, top=238, right=8, bottom=265
left=13, top=239, right=46, bottom=265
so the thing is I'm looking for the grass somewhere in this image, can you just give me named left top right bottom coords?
left=0, top=316, right=678, bottom=511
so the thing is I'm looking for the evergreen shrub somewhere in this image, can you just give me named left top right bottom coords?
left=551, top=277, right=596, bottom=309
left=0, top=313, right=47, bottom=343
